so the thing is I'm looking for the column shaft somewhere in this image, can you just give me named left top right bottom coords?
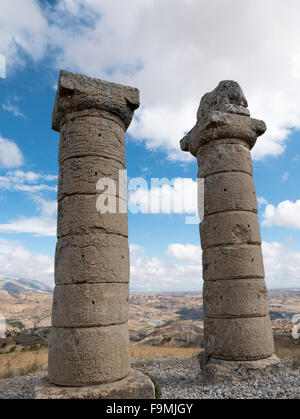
left=199, top=140, right=274, bottom=361
left=48, top=70, right=138, bottom=387
left=180, top=80, right=276, bottom=366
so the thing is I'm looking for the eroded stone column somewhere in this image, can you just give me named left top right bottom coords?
left=35, top=70, right=154, bottom=398
left=180, top=81, right=279, bottom=381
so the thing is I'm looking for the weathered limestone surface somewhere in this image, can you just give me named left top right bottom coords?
left=58, top=155, right=123, bottom=200
left=38, top=70, right=154, bottom=398
left=180, top=80, right=278, bottom=381
left=204, top=172, right=258, bottom=215
left=204, top=316, right=274, bottom=360
left=35, top=370, right=155, bottom=399
left=199, top=354, right=280, bottom=383
left=58, top=117, right=126, bottom=167
left=202, top=244, right=265, bottom=280
left=48, top=324, right=130, bottom=386
left=57, top=195, right=128, bottom=237
left=55, top=232, right=129, bottom=285
left=52, top=283, right=129, bottom=327
left=55, top=239, right=129, bottom=285
left=203, top=279, right=269, bottom=317
left=200, top=211, right=261, bottom=248
left=197, top=142, right=253, bottom=177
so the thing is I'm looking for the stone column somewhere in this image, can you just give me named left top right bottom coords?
left=35, top=70, right=154, bottom=399
left=180, top=81, right=279, bottom=381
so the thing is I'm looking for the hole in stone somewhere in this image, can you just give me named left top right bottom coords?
left=224, top=188, right=227, bottom=192
left=59, top=86, right=75, bottom=98
left=95, top=172, right=98, bottom=176
left=98, top=133, right=102, bottom=137
left=213, top=227, right=216, bottom=230
left=252, top=258, right=254, bottom=262
left=92, top=301, right=95, bottom=305
left=248, top=225, right=250, bottom=228
left=218, top=155, right=221, bottom=159
left=122, top=256, right=125, bottom=259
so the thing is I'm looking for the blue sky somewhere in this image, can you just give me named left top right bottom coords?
left=0, top=0, right=299, bottom=291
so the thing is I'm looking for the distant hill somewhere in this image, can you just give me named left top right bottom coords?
left=0, top=278, right=53, bottom=295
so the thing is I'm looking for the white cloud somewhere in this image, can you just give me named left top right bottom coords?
left=166, top=243, right=201, bottom=262
left=0, top=135, right=23, bottom=168
left=0, top=239, right=54, bottom=286
left=0, top=216, right=56, bottom=237
left=0, top=0, right=48, bottom=70
left=0, top=183, right=57, bottom=236
left=129, top=105, right=196, bottom=162
left=282, top=172, right=290, bottom=181
left=262, top=241, right=300, bottom=289
left=129, top=244, right=202, bottom=292
left=32, top=196, right=57, bottom=218
left=128, top=177, right=197, bottom=214
left=1, top=1, right=300, bottom=161
left=257, top=197, right=268, bottom=206
left=7, top=170, right=57, bottom=182
left=51, top=0, right=300, bottom=162
left=2, top=103, right=25, bottom=118
left=263, top=200, right=300, bottom=229
left=13, top=184, right=57, bottom=193
left=0, top=54, right=6, bottom=78
left=0, top=169, right=57, bottom=236
left=0, top=170, right=57, bottom=193
left=130, top=240, right=300, bottom=291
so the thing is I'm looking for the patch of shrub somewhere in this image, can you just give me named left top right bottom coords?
left=144, top=373, right=161, bottom=399
left=19, top=362, right=41, bottom=376
left=0, top=369, right=14, bottom=379
left=0, top=362, right=42, bottom=380
left=6, top=320, right=25, bottom=330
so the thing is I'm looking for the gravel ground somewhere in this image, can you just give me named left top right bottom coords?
left=0, top=371, right=47, bottom=399
left=0, top=358, right=299, bottom=399
left=133, top=358, right=300, bottom=399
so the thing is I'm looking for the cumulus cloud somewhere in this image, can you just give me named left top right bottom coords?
left=257, top=197, right=268, bottom=207
left=32, top=196, right=57, bottom=218
left=129, top=244, right=203, bottom=292
left=51, top=0, right=300, bottom=161
left=0, top=187, right=57, bottom=237
left=0, top=0, right=48, bottom=70
left=0, top=216, right=56, bottom=237
left=263, top=200, right=300, bottom=229
left=128, top=177, right=198, bottom=214
left=0, top=170, right=57, bottom=193
left=166, top=243, right=202, bottom=262
left=0, top=238, right=54, bottom=286
left=262, top=241, right=300, bottom=289
left=131, top=240, right=300, bottom=291
left=2, top=0, right=300, bottom=161
left=0, top=135, right=23, bottom=168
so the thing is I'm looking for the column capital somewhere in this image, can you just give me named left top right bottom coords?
left=52, top=70, right=140, bottom=132
left=180, top=80, right=266, bottom=156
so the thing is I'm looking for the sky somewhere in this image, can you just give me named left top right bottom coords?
left=0, top=0, right=299, bottom=292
